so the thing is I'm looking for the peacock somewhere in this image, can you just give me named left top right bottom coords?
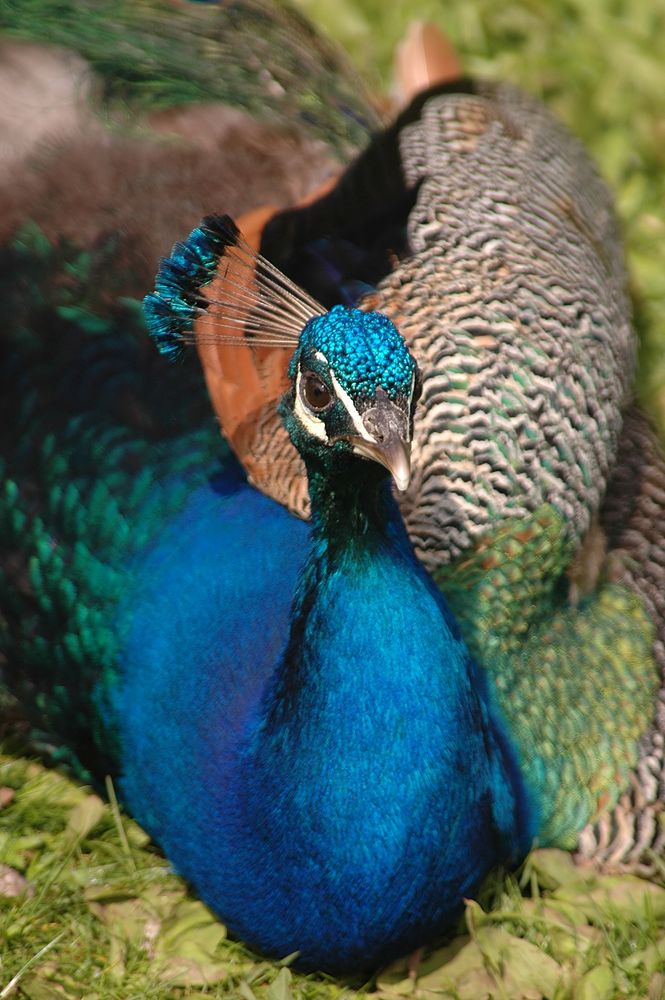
left=3, top=203, right=536, bottom=973
left=173, top=34, right=665, bottom=866
left=1, top=0, right=664, bottom=976
left=210, top=39, right=665, bottom=870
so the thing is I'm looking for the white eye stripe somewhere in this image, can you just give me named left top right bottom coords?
left=329, top=372, right=376, bottom=444
left=296, top=351, right=405, bottom=447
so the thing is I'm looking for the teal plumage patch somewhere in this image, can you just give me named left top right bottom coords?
left=144, top=215, right=240, bottom=359
left=0, top=221, right=225, bottom=777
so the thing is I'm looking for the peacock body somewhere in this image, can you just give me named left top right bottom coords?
left=1, top=0, right=664, bottom=976
left=4, top=209, right=535, bottom=972
left=243, top=78, right=665, bottom=865
left=136, top=239, right=540, bottom=970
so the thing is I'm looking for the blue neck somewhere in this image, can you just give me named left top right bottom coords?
left=117, top=462, right=533, bottom=974
left=236, top=460, right=532, bottom=970
left=265, top=458, right=407, bottom=715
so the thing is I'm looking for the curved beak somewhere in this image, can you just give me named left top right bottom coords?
left=351, top=436, right=411, bottom=492
left=348, top=393, right=412, bottom=492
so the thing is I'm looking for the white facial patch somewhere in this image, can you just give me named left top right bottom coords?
left=295, top=352, right=388, bottom=448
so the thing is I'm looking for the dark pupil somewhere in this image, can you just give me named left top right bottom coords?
left=303, top=373, right=331, bottom=411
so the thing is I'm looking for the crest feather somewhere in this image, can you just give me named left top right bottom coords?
left=144, top=214, right=323, bottom=514
left=144, top=214, right=324, bottom=358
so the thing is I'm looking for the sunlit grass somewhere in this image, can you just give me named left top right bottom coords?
left=0, top=753, right=354, bottom=999
left=1, top=753, right=664, bottom=998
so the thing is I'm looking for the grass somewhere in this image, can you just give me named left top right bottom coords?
left=0, top=752, right=349, bottom=999
left=1, top=752, right=665, bottom=998
left=2, top=0, right=665, bottom=998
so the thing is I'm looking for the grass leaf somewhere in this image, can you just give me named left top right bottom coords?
left=574, top=964, right=614, bottom=1000
left=267, top=967, right=294, bottom=1000
left=64, top=795, right=105, bottom=843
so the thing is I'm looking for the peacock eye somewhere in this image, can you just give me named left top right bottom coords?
left=302, top=371, right=333, bottom=412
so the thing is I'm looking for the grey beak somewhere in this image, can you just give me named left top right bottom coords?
left=350, top=393, right=412, bottom=492
left=351, top=436, right=411, bottom=491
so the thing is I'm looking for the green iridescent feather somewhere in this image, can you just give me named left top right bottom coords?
left=0, top=223, right=225, bottom=778
left=0, top=0, right=380, bottom=782
left=436, top=506, right=658, bottom=847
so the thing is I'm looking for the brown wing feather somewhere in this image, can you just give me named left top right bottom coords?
left=194, top=219, right=300, bottom=498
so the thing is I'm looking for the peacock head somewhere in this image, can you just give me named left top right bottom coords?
left=280, top=306, right=420, bottom=492
left=144, top=215, right=421, bottom=491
